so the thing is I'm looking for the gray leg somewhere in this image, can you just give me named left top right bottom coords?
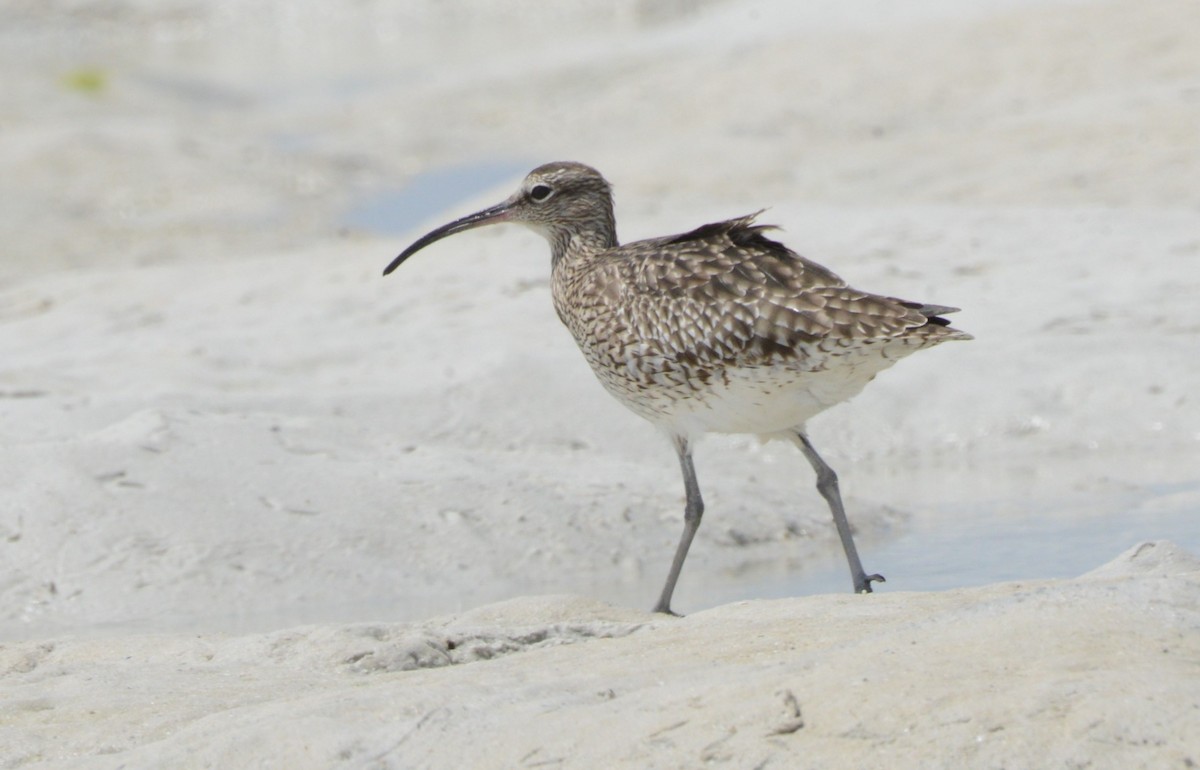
left=653, top=435, right=704, bottom=615
left=793, top=432, right=884, bottom=594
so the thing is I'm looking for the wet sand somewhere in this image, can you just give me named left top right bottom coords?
left=1, top=1, right=1198, bottom=766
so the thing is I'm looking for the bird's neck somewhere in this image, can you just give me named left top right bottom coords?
left=547, top=216, right=618, bottom=267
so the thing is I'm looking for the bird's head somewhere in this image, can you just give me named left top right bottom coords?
left=383, top=162, right=616, bottom=275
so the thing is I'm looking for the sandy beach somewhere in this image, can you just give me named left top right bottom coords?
left=1, top=0, right=1198, bottom=766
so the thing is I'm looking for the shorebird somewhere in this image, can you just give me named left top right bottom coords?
left=383, top=162, right=970, bottom=615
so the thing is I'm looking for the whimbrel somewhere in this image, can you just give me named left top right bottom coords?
left=383, top=162, right=970, bottom=615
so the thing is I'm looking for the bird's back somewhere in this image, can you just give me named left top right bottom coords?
left=551, top=213, right=970, bottom=435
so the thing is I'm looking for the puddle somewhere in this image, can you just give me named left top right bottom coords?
left=699, top=489, right=1200, bottom=607
left=344, top=160, right=530, bottom=235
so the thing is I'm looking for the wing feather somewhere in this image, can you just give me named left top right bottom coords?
left=606, top=213, right=960, bottom=368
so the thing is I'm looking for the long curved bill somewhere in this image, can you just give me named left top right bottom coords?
left=382, top=199, right=515, bottom=276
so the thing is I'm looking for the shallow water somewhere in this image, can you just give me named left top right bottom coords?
left=712, top=487, right=1200, bottom=607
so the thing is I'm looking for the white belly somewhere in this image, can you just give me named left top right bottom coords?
left=591, top=343, right=913, bottom=439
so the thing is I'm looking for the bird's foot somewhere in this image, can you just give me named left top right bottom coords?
left=652, top=602, right=682, bottom=617
left=854, top=573, right=886, bottom=594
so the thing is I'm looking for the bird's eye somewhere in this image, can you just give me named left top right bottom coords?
left=529, top=184, right=553, bottom=202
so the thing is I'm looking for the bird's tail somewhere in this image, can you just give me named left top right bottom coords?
left=898, top=301, right=973, bottom=341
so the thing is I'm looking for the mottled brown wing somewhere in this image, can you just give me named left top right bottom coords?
left=614, top=214, right=948, bottom=366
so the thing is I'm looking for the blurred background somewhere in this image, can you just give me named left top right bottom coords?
left=1, top=0, right=1197, bottom=635
left=5, top=0, right=1196, bottom=278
